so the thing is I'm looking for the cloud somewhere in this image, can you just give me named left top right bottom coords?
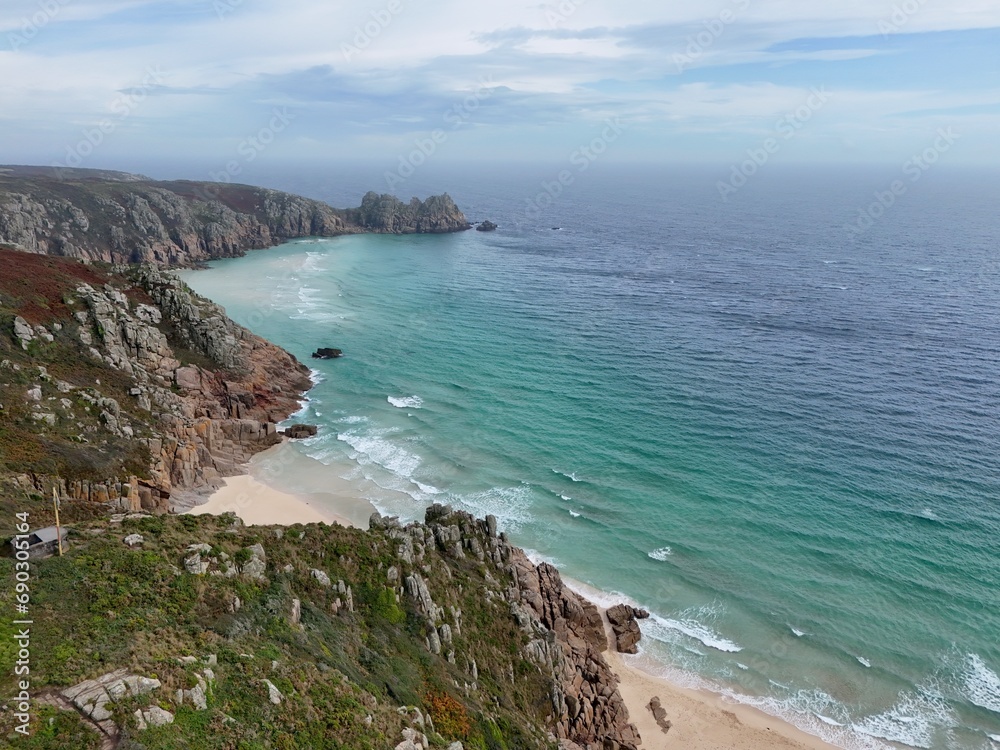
left=0, top=0, right=998, bottom=165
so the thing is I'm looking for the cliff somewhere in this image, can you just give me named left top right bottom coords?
left=0, top=166, right=470, bottom=265
left=0, top=248, right=310, bottom=512
left=0, top=503, right=639, bottom=750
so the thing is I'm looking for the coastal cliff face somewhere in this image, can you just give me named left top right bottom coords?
left=0, top=501, right=640, bottom=750
left=0, top=166, right=470, bottom=265
left=0, top=248, right=310, bottom=512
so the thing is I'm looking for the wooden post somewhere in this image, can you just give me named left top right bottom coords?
left=53, top=487, right=63, bottom=556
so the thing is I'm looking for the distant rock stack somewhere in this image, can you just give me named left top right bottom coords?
left=351, top=191, right=472, bottom=234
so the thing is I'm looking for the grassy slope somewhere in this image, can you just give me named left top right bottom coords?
left=0, top=511, right=556, bottom=749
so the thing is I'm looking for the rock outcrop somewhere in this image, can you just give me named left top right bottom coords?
left=1, top=251, right=310, bottom=512
left=476, top=220, right=498, bottom=232
left=312, top=347, right=343, bottom=359
left=415, top=505, right=641, bottom=750
left=0, top=165, right=471, bottom=266
left=349, top=191, right=472, bottom=234
left=606, top=604, right=650, bottom=654
left=285, top=424, right=318, bottom=439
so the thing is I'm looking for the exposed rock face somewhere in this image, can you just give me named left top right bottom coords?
left=61, top=668, right=162, bottom=740
left=606, top=604, right=650, bottom=654
left=3, top=257, right=311, bottom=512
left=350, top=191, right=472, bottom=234
left=413, top=505, right=641, bottom=750
left=511, top=552, right=640, bottom=750
left=0, top=166, right=471, bottom=266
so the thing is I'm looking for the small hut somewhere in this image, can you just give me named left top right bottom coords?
left=9, top=527, right=69, bottom=559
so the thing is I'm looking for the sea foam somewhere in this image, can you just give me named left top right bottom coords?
left=388, top=395, right=424, bottom=409
left=964, top=653, right=1000, bottom=714
left=646, top=610, right=743, bottom=654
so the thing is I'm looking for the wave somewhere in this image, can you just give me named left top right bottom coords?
left=816, top=714, right=846, bottom=727
left=337, top=430, right=421, bottom=479
left=790, top=626, right=807, bottom=637
left=553, top=469, right=582, bottom=482
left=852, top=688, right=957, bottom=749
left=857, top=656, right=872, bottom=668
left=646, top=610, right=743, bottom=654
left=568, top=510, right=581, bottom=518
left=388, top=395, right=424, bottom=409
left=964, top=653, right=1000, bottom=714
left=454, top=485, right=534, bottom=531
left=648, top=547, right=673, bottom=561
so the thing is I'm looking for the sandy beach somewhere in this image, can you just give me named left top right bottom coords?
left=606, top=647, right=841, bottom=750
left=186, top=473, right=357, bottom=528
left=187, top=446, right=840, bottom=750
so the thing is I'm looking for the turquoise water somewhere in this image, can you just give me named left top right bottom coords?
left=180, top=166, right=1000, bottom=749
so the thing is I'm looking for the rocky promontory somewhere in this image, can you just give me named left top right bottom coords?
left=0, top=248, right=310, bottom=512
left=0, top=165, right=471, bottom=266
left=348, top=191, right=472, bottom=234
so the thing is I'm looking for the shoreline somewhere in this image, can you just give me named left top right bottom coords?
left=187, top=448, right=842, bottom=750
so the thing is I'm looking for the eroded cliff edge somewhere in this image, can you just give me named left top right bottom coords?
left=0, top=248, right=310, bottom=511
left=0, top=165, right=471, bottom=265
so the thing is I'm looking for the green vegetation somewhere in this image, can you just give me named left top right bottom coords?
left=0, top=511, right=558, bottom=749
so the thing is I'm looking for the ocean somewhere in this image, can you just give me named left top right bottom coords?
left=177, top=162, right=1000, bottom=750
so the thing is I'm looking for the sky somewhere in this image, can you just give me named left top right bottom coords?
left=1, top=0, right=998, bottom=175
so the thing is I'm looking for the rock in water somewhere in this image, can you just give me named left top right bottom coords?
left=476, top=220, right=498, bottom=232
left=311, top=347, right=343, bottom=359
left=606, top=604, right=650, bottom=654
left=285, top=424, right=318, bottom=439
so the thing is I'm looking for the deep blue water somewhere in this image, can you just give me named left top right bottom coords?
left=180, top=163, right=1000, bottom=749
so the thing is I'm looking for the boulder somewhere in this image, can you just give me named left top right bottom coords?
left=476, top=220, right=498, bottom=232
left=241, top=543, right=267, bottom=580
left=311, top=347, right=343, bottom=359
left=285, top=424, right=318, bottom=439
left=606, top=603, right=650, bottom=654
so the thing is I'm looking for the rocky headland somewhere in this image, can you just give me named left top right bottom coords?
left=0, top=165, right=470, bottom=265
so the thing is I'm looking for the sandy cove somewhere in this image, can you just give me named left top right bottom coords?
left=605, top=647, right=840, bottom=750
left=187, top=457, right=840, bottom=750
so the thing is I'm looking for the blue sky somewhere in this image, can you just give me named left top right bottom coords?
left=1, top=0, right=998, bottom=172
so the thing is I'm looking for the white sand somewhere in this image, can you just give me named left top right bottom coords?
left=607, top=648, right=842, bottom=750
left=186, top=474, right=356, bottom=528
